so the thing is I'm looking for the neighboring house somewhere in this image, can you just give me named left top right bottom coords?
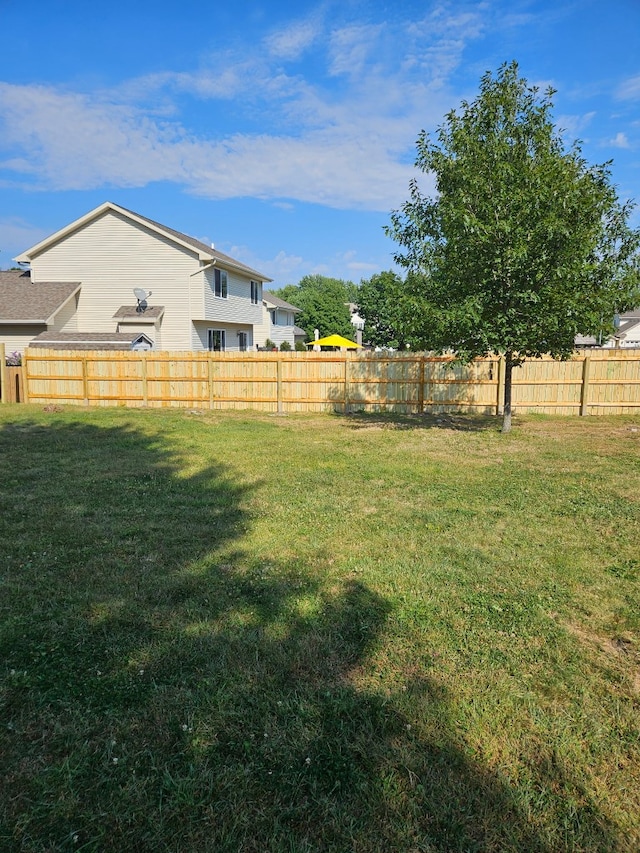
left=347, top=302, right=365, bottom=345
left=254, top=290, right=304, bottom=348
left=4, top=201, right=272, bottom=354
left=612, top=309, right=640, bottom=348
left=575, top=309, right=640, bottom=349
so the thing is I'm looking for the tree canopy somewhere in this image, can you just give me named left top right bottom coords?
left=387, top=61, right=640, bottom=431
left=357, top=271, right=408, bottom=349
left=276, top=275, right=356, bottom=342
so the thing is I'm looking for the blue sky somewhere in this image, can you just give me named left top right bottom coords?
left=1, top=0, right=639, bottom=286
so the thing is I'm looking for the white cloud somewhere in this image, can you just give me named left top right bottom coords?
left=264, top=17, right=320, bottom=61
left=0, top=74, right=421, bottom=211
left=617, top=74, right=640, bottom=101
left=0, top=5, right=489, bottom=212
left=556, top=111, right=596, bottom=139
left=405, top=5, right=486, bottom=86
left=327, top=24, right=383, bottom=78
left=0, top=83, right=194, bottom=190
left=608, top=131, right=631, bottom=149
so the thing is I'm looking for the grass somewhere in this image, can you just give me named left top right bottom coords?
left=0, top=404, right=638, bottom=852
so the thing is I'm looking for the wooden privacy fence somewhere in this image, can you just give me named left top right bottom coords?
left=4, top=347, right=639, bottom=415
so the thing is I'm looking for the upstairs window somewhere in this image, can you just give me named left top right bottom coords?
left=251, top=280, right=261, bottom=304
left=214, top=269, right=228, bottom=298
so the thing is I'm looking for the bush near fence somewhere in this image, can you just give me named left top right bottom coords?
left=4, top=347, right=639, bottom=416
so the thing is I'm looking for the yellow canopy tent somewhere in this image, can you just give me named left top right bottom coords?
left=307, top=334, right=362, bottom=349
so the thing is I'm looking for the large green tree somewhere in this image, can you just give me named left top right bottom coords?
left=276, top=275, right=356, bottom=341
left=387, top=61, right=640, bottom=431
left=357, top=271, right=408, bottom=349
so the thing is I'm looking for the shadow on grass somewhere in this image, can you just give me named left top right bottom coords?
left=0, top=417, right=620, bottom=852
left=337, top=411, right=505, bottom=432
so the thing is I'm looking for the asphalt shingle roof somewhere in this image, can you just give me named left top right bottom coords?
left=0, top=270, right=80, bottom=323
left=29, top=331, right=150, bottom=350
left=263, top=290, right=300, bottom=311
left=113, top=305, right=165, bottom=320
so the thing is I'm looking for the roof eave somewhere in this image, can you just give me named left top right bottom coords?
left=0, top=319, right=48, bottom=325
left=222, top=258, right=272, bottom=281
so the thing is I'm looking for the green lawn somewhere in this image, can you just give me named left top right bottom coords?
left=0, top=405, right=638, bottom=852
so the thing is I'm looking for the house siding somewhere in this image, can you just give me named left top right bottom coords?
left=53, top=292, right=80, bottom=333
left=1, top=324, right=46, bottom=356
left=192, top=321, right=253, bottom=352
left=255, top=302, right=299, bottom=348
left=267, top=326, right=296, bottom=348
left=29, top=209, right=196, bottom=350
left=200, top=268, right=263, bottom=325
left=116, top=320, right=162, bottom=347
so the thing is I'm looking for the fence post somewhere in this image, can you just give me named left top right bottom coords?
left=140, top=353, right=148, bottom=406
left=208, top=355, right=215, bottom=409
left=0, top=343, right=6, bottom=404
left=580, top=356, right=591, bottom=416
left=82, top=357, right=89, bottom=405
left=344, top=354, right=350, bottom=413
left=418, top=355, right=425, bottom=414
left=496, top=356, right=505, bottom=415
left=21, top=351, right=29, bottom=404
left=276, top=355, right=284, bottom=414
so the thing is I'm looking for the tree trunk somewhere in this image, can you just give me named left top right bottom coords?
left=501, top=353, right=513, bottom=433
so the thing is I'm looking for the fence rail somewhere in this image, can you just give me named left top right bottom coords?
left=2, top=345, right=640, bottom=415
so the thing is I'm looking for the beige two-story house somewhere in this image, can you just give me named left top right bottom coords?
left=4, top=201, right=271, bottom=353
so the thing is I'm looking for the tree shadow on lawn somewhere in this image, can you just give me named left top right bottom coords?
left=337, top=411, right=505, bottom=432
left=0, top=418, right=621, bottom=852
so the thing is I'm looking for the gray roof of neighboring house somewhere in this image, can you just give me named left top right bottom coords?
left=293, top=325, right=306, bottom=336
left=619, top=317, right=640, bottom=335
left=575, top=309, right=640, bottom=347
left=263, top=290, right=301, bottom=311
left=0, top=270, right=81, bottom=323
left=113, top=305, right=165, bottom=320
left=29, top=331, right=152, bottom=350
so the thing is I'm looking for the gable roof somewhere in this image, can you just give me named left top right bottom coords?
left=29, top=331, right=152, bottom=350
left=263, top=290, right=301, bottom=311
left=14, top=201, right=272, bottom=282
left=0, top=270, right=81, bottom=324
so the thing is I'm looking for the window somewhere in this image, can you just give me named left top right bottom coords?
left=207, top=329, right=226, bottom=351
left=214, top=268, right=228, bottom=298
left=251, top=280, right=261, bottom=304
left=237, top=331, right=248, bottom=352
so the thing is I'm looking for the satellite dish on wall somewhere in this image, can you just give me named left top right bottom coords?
left=134, top=288, right=152, bottom=313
